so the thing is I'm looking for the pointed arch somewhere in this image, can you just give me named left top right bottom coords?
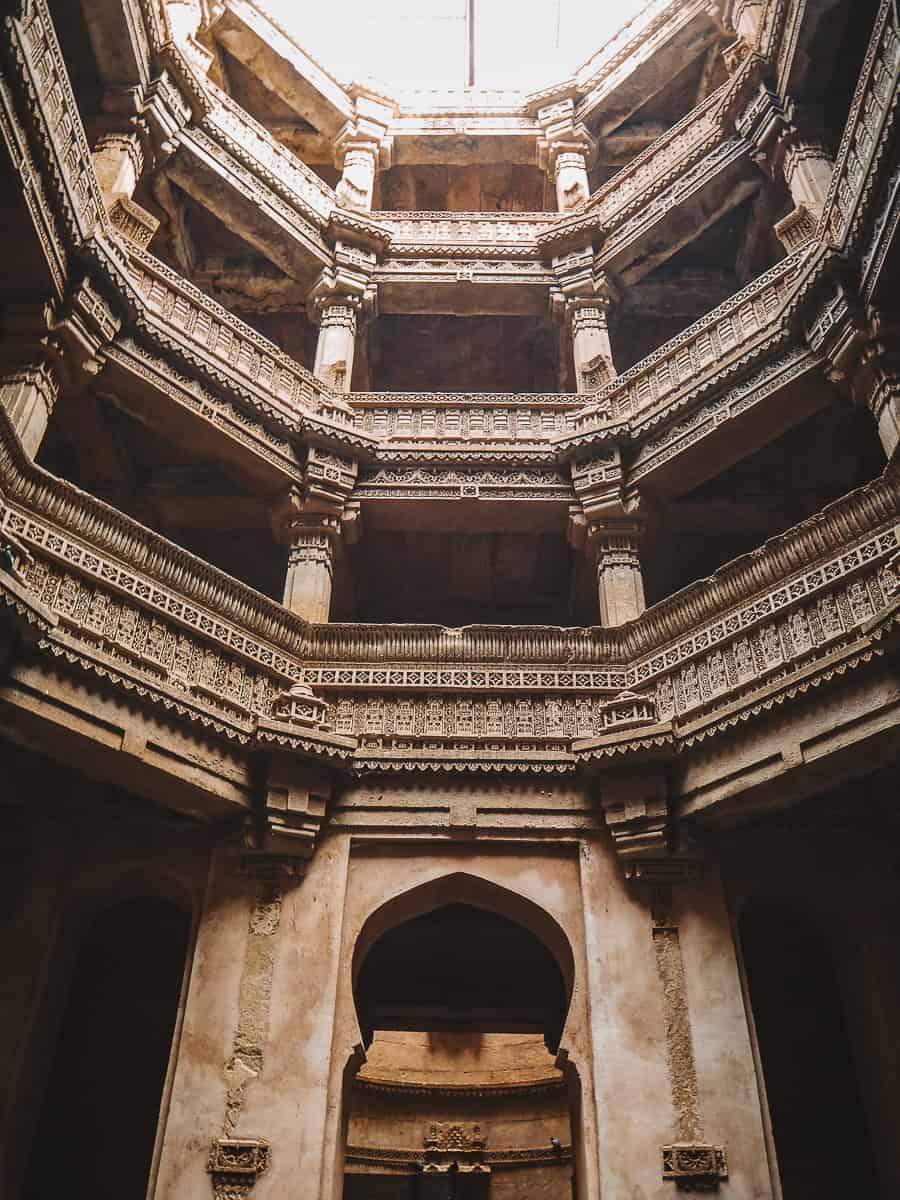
left=351, top=871, right=575, bottom=1053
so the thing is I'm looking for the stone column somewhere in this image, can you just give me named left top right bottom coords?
left=591, top=524, right=646, bottom=627
left=281, top=513, right=341, bottom=624
left=335, top=143, right=378, bottom=213
left=570, top=295, right=618, bottom=394
left=92, top=130, right=143, bottom=202
left=553, top=149, right=591, bottom=213
left=0, top=359, right=60, bottom=457
left=537, top=97, right=596, bottom=213
left=781, top=135, right=834, bottom=221
left=740, top=90, right=834, bottom=251
left=853, top=313, right=900, bottom=459
left=312, top=301, right=358, bottom=391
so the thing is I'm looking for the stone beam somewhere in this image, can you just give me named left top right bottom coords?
left=211, top=0, right=353, bottom=138
left=575, top=0, right=722, bottom=137
left=164, top=129, right=330, bottom=287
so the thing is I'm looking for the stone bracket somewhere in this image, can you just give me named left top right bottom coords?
left=661, top=1143, right=728, bottom=1191
left=598, top=765, right=670, bottom=861
left=207, top=1137, right=270, bottom=1198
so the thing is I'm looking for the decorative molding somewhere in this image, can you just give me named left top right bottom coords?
left=207, top=1138, right=270, bottom=1200
left=661, top=1143, right=728, bottom=1189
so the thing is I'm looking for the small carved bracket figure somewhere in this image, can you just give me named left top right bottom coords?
left=207, top=1137, right=270, bottom=1200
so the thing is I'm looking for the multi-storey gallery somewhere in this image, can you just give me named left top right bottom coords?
left=0, top=0, right=898, bottom=1196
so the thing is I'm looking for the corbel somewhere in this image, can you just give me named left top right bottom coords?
left=207, top=1137, right=270, bottom=1199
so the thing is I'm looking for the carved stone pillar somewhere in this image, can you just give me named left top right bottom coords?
left=308, top=260, right=377, bottom=392
left=335, top=88, right=393, bottom=213
left=0, top=359, right=60, bottom=457
left=853, top=314, right=900, bottom=459
left=312, top=301, right=359, bottom=391
left=92, top=130, right=143, bottom=202
left=570, top=298, right=618, bottom=394
left=591, top=523, right=646, bottom=627
left=336, top=143, right=378, bottom=213
left=739, top=88, right=834, bottom=249
left=1, top=282, right=120, bottom=457
left=537, top=96, right=596, bottom=213
left=570, top=448, right=646, bottom=625
left=781, top=136, right=834, bottom=221
left=281, top=513, right=341, bottom=623
left=552, top=150, right=591, bottom=213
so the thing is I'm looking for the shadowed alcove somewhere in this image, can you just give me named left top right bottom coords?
left=739, top=903, right=878, bottom=1199
left=343, top=876, right=580, bottom=1200
left=23, top=896, right=191, bottom=1200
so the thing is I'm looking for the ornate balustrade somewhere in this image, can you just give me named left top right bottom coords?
left=350, top=393, right=581, bottom=449
left=559, top=244, right=819, bottom=453
left=818, top=0, right=900, bottom=254
left=125, top=245, right=332, bottom=426
left=3, top=0, right=109, bottom=257
left=204, top=83, right=335, bottom=224
left=375, top=213, right=556, bottom=259
left=0, top=356, right=896, bottom=771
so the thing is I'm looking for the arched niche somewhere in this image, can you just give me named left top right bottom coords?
left=739, top=901, right=878, bottom=1200
left=23, top=894, right=191, bottom=1200
left=352, top=871, right=575, bottom=1052
left=342, top=872, right=580, bottom=1200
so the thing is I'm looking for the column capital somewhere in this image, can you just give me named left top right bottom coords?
left=270, top=490, right=345, bottom=547
left=307, top=265, right=377, bottom=327
left=535, top=96, right=597, bottom=172
left=334, top=89, right=394, bottom=212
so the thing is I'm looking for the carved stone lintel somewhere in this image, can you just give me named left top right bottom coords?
left=207, top=1137, right=270, bottom=1200
left=661, top=1143, right=728, bottom=1191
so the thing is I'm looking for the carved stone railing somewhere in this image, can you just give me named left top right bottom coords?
left=375, top=213, right=556, bottom=259
left=818, top=0, right=900, bottom=253
left=298, top=473, right=900, bottom=764
left=350, top=393, right=581, bottom=447
left=3, top=0, right=109, bottom=251
left=571, top=0, right=707, bottom=115
left=559, top=245, right=819, bottom=449
left=204, top=83, right=335, bottom=224
left=125, top=245, right=339, bottom=427
left=591, top=57, right=759, bottom=230
left=0, top=376, right=897, bottom=768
